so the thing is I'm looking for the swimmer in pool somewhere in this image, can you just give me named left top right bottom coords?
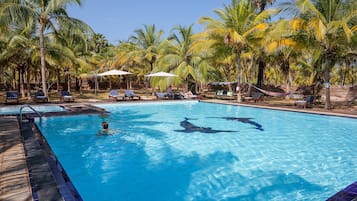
left=97, top=121, right=112, bottom=136
left=97, top=121, right=124, bottom=136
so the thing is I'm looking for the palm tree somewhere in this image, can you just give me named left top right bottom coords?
left=129, top=24, right=164, bottom=73
left=89, top=33, right=109, bottom=54
left=291, top=0, right=357, bottom=109
left=52, top=26, right=94, bottom=92
left=264, top=19, right=302, bottom=97
left=158, top=25, right=210, bottom=91
left=0, top=13, right=38, bottom=98
left=1, top=0, right=93, bottom=96
left=199, top=0, right=276, bottom=102
left=126, top=24, right=165, bottom=91
left=252, top=0, right=276, bottom=88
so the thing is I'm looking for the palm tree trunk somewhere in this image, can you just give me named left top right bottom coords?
left=225, top=64, right=233, bottom=91
left=247, top=58, right=255, bottom=96
left=286, top=70, right=293, bottom=100
left=282, top=59, right=291, bottom=100
left=26, top=61, right=31, bottom=100
left=17, top=67, right=21, bottom=94
left=39, top=21, right=48, bottom=96
left=324, top=61, right=331, bottom=110
left=79, top=78, right=83, bottom=95
left=237, top=53, right=242, bottom=102
left=342, top=62, right=348, bottom=86
left=257, top=58, right=265, bottom=88
left=20, top=66, right=25, bottom=97
left=12, top=69, right=16, bottom=90
left=67, top=74, right=71, bottom=92
left=56, top=67, right=60, bottom=91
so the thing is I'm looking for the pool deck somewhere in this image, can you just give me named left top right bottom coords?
left=0, top=100, right=356, bottom=201
left=0, top=116, right=33, bottom=201
left=202, top=99, right=357, bottom=118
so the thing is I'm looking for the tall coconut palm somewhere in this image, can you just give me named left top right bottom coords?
left=0, top=13, right=38, bottom=98
left=158, top=25, right=210, bottom=91
left=193, top=26, right=237, bottom=90
left=89, top=33, right=109, bottom=54
left=199, top=0, right=276, bottom=102
left=291, top=0, right=357, bottom=109
left=127, top=24, right=165, bottom=91
left=113, top=41, right=143, bottom=76
left=1, top=0, right=92, bottom=96
left=252, top=0, right=275, bottom=88
left=50, top=26, right=93, bottom=92
left=129, top=24, right=164, bottom=73
left=264, top=19, right=302, bottom=97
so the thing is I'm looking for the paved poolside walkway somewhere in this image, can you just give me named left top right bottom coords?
left=0, top=116, right=33, bottom=201
left=202, top=99, right=357, bottom=118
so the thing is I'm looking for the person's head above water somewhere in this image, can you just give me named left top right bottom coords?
left=102, top=121, right=109, bottom=130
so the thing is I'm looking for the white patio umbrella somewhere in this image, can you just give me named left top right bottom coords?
left=144, top=71, right=177, bottom=96
left=98, top=69, right=132, bottom=76
left=97, top=69, right=133, bottom=93
left=144, top=71, right=176, bottom=77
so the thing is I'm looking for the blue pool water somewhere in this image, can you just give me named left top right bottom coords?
left=36, top=101, right=357, bottom=201
left=0, top=105, right=65, bottom=115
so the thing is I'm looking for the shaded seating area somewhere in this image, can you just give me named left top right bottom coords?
left=108, top=89, right=124, bottom=101
left=294, top=95, right=315, bottom=109
left=34, top=91, right=48, bottom=103
left=60, top=91, right=75, bottom=102
left=244, top=92, right=263, bottom=102
left=124, top=89, right=141, bottom=100
left=5, top=91, right=19, bottom=104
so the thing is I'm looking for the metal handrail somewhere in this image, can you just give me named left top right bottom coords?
left=20, top=104, right=42, bottom=123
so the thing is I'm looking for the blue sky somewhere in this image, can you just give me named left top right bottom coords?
left=67, top=0, right=233, bottom=44
left=67, top=0, right=282, bottom=44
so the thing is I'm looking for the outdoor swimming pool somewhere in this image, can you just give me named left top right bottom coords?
left=36, top=101, right=357, bottom=201
left=0, top=105, right=66, bottom=115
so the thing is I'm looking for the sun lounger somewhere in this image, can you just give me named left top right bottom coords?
left=108, top=90, right=124, bottom=100
left=181, top=91, right=198, bottom=99
left=5, top=91, right=19, bottom=104
left=34, top=91, right=49, bottom=103
left=295, top=95, right=315, bottom=109
left=156, top=92, right=168, bottom=99
left=124, top=90, right=141, bottom=100
left=216, top=90, right=224, bottom=96
left=244, top=92, right=263, bottom=102
left=215, top=90, right=235, bottom=100
left=60, top=91, right=75, bottom=102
